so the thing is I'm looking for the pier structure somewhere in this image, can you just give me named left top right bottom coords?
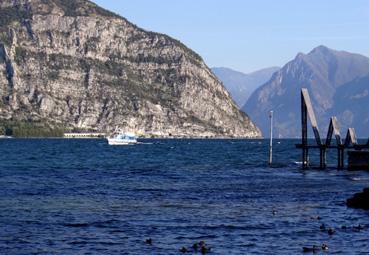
left=64, top=133, right=106, bottom=138
left=296, top=88, right=369, bottom=169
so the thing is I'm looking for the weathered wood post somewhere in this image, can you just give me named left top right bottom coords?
left=301, top=88, right=323, bottom=168
left=298, top=89, right=369, bottom=170
left=320, top=145, right=327, bottom=169
left=301, top=90, right=308, bottom=168
left=326, top=116, right=343, bottom=169
left=338, top=145, right=344, bottom=169
left=269, top=110, right=273, bottom=166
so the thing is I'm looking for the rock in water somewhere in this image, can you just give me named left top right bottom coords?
left=0, top=0, right=261, bottom=138
left=347, top=188, right=369, bottom=210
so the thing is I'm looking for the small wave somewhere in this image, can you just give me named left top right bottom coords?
left=349, top=177, right=369, bottom=181
left=241, top=243, right=256, bottom=247
left=67, top=241, right=89, bottom=245
left=63, top=219, right=123, bottom=229
left=68, top=240, right=123, bottom=246
left=63, top=223, right=90, bottom=228
left=186, top=234, right=218, bottom=240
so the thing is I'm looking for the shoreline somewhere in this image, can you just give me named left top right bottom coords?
left=0, top=136, right=267, bottom=140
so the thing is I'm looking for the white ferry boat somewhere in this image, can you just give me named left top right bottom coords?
left=107, top=129, right=137, bottom=145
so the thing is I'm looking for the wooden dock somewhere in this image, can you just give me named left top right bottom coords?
left=296, top=88, right=369, bottom=170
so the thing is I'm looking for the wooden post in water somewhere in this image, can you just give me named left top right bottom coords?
left=269, top=111, right=273, bottom=166
left=326, top=116, right=344, bottom=169
left=301, top=90, right=308, bottom=168
left=338, top=145, right=344, bottom=169
left=320, top=146, right=327, bottom=169
left=297, top=88, right=369, bottom=170
left=301, top=88, right=323, bottom=168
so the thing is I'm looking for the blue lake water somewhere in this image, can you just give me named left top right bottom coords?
left=0, top=139, right=369, bottom=254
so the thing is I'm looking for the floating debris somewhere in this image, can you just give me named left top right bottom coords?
left=327, top=228, right=335, bottom=235
left=302, top=245, right=320, bottom=253
left=322, top=244, right=329, bottom=251
left=353, top=224, right=365, bottom=231
left=310, top=215, right=321, bottom=220
left=145, top=238, right=152, bottom=245
left=179, top=240, right=212, bottom=254
left=303, top=244, right=329, bottom=253
left=180, top=246, right=188, bottom=253
left=201, top=245, right=211, bottom=254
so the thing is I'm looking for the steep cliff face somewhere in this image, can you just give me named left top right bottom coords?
left=0, top=0, right=261, bottom=137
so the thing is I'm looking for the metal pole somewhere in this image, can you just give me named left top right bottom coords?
left=269, top=111, right=273, bottom=165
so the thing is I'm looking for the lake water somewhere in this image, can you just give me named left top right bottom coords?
left=0, top=139, right=369, bottom=254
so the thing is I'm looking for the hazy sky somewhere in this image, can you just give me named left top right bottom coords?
left=92, top=0, right=369, bottom=73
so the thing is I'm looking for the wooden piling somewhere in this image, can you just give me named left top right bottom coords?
left=345, top=128, right=358, bottom=147
left=326, top=117, right=344, bottom=169
left=301, top=90, right=308, bottom=168
left=320, top=146, right=326, bottom=169
left=269, top=111, right=273, bottom=166
left=297, top=88, right=369, bottom=170
left=301, top=88, right=322, bottom=168
left=296, top=88, right=369, bottom=169
left=338, top=145, right=344, bottom=169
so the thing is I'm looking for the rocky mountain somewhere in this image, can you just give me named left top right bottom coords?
left=0, top=0, right=261, bottom=138
left=244, top=46, right=369, bottom=138
left=332, top=74, right=369, bottom=136
left=212, top=66, right=279, bottom=107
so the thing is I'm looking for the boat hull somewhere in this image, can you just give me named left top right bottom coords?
left=107, top=138, right=137, bottom=145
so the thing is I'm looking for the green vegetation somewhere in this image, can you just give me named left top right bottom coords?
left=48, top=0, right=122, bottom=18
left=52, top=0, right=203, bottom=64
left=80, top=57, right=127, bottom=77
left=88, top=2, right=122, bottom=18
left=84, top=37, right=100, bottom=53
left=14, top=46, right=27, bottom=65
left=14, top=47, right=49, bottom=65
left=0, top=7, right=32, bottom=27
left=131, top=54, right=168, bottom=65
left=48, top=70, right=59, bottom=80
left=146, top=31, right=203, bottom=63
left=0, top=33, right=11, bottom=46
left=68, top=127, right=100, bottom=133
left=48, top=53, right=75, bottom=70
left=0, top=120, right=65, bottom=138
left=50, top=0, right=81, bottom=17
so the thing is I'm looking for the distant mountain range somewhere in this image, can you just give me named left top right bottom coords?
left=212, top=67, right=279, bottom=107
left=244, top=45, right=369, bottom=138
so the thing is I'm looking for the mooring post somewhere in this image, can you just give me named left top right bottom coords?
left=269, top=110, right=273, bottom=166
left=301, top=91, right=308, bottom=168
left=319, top=146, right=327, bottom=169
left=338, top=145, right=344, bottom=169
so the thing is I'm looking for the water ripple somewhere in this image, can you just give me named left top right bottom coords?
left=0, top=139, right=369, bottom=254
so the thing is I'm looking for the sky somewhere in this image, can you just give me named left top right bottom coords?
left=92, top=0, right=369, bottom=73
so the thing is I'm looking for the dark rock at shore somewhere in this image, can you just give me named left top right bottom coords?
left=347, top=188, right=369, bottom=210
